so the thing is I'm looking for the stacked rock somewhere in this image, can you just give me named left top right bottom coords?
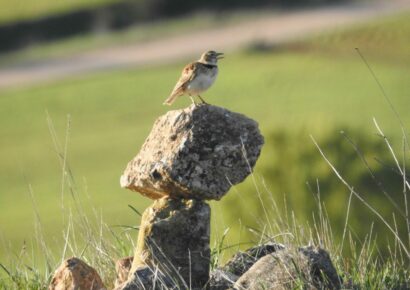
left=48, top=104, right=341, bottom=289
left=117, top=104, right=264, bottom=289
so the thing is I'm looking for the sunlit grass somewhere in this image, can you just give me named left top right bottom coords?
left=0, top=10, right=410, bottom=288
left=1, top=135, right=409, bottom=288
left=298, top=11, right=410, bottom=66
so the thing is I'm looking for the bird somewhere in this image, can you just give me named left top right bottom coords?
left=163, top=50, right=224, bottom=106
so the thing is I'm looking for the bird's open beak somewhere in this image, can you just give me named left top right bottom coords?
left=216, top=52, right=224, bottom=60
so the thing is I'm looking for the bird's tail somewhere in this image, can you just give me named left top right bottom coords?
left=163, top=92, right=180, bottom=105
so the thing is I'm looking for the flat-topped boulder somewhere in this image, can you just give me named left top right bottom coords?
left=120, top=104, right=264, bottom=200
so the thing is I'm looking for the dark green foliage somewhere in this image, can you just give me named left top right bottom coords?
left=143, top=0, right=347, bottom=18
left=220, top=126, right=409, bottom=256
left=259, top=127, right=408, bottom=250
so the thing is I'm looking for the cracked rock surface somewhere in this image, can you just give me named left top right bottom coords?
left=121, top=104, right=264, bottom=200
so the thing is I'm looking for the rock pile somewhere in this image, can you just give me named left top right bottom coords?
left=117, top=104, right=264, bottom=289
left=48, top=104, right=341, bottom=289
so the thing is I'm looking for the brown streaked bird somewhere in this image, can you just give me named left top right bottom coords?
left=163, top=50, right=224, bottom=105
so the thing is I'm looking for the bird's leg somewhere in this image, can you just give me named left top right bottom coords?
left=198, top=95, right=208, bottom=105
left=189, top=95, right=197, bottom=106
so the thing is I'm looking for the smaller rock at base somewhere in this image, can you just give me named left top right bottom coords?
left=115, top=256, right=134, bottom=288
left=234, top=246, right=341, bottom=290
left=221, top=242, right=284, bottom=277
left=299, top=246, right=342, bottom=289
left=114, top=266, right=176, bottom=290
left=49, top=257, right=106, bottom=290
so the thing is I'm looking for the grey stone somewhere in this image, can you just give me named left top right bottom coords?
left=299, top=246, right=341, bottom=289
left=221, top=242, right=285, bottom=277
left=114, top=266, right=176, bottom=290
left=129, top=197, right=210, bottom=289
left=208, top=269, right=239, bottom=290
left=207, top=243, right=284, bottom=290
left=120, top=104, right=264, bottom=200
left=234, top=246, right=341, bottom=290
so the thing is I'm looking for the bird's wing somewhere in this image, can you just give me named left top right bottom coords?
left=163, top=62, right=198, bottom=105
left=172, top=63, right=198, bottom=95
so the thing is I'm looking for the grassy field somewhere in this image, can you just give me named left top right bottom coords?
left=301, top=10, right=410, bottom=66
left=0, top=11, right=410, bottom=287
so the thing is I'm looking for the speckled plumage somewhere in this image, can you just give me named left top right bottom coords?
left=164, top=50, right=223, bottom=105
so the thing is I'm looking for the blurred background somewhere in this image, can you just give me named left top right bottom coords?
left=1, top=0, right=410, bottom=274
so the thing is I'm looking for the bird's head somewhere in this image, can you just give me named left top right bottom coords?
left=199, top=50, right=224, bottom=65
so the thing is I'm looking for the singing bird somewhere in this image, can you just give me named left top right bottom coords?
left=163, top=50, right=224, bottom=105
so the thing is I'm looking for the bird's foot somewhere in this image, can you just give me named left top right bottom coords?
left=197, top=95, right=208, bottom=105
left=189, top=96, right=198, bottom=106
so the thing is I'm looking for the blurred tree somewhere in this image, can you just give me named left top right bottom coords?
left=224, top=126, right=408, bottom=253
left=145, top=0, right=348, bottom=17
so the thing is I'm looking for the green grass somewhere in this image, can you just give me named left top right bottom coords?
left=0, top=0, right=115, bottom=24
left=297, top=11, right=410, bottom=67
left=0, top=10, right=410, bottom=289
left=1, top=50, right=409, bottom=260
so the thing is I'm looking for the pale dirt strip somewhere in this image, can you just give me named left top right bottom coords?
left=0, top=0, right=409, bottom=90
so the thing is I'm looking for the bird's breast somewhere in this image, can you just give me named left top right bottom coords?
left=188, top=67, right=218, bottom=92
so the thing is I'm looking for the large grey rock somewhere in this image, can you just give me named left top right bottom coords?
left=234, top=246, right=341, bottom=290
left=129, top=197, right=210, bottom=289
left=49, top=257, right=106, bottom=290
left=208, top=243, right=284, bottom=289
left=221, top=242, right=285, bottom=277
left=120, top=104, right=264, bottom=200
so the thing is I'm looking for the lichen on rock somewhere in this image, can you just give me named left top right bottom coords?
left=121, top=104, right=264, bottom=200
